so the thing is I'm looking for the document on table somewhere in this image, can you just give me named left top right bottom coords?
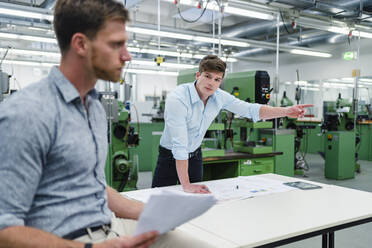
left=198, top=176, right=296, bottom=202
left=123, top=175, right=296, bottom=205
left=134, top=190, right=217, bottom=235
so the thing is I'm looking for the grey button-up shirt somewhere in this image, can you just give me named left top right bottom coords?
left=0, top=66, right=112, bottom=237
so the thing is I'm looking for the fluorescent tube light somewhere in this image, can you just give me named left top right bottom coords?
left=326, top=26, right=372, bottom=39
left=302, top=87, right=320, bottom=92
left=131, top=59, right=196, bottom=69
left=127, top=26, right=249, bottom=47
left=224, top=6, right=273, bottom=20
left=126, top=68, right=179, bottom=76
left=290, top=49, right=332, bottom=58
left=327, top=26, right=349, bottom=35
left=0, top=7, right=53, bottom=22
left=2, top=59, right=57, bottom=67
left=127, top=27, right=193, bottom=40
left=360, top=78, right=372, bottom=83
left=2, top=59, right=179, bottom=76
left=327, top=78, right=340, bottom=82
left=352, top=31, right=372, bottom=39
left=340, top=78, right=355, bottom=83
left=0, top=48, right=60, bottom=57
left=0, top=32, right=57, bottom=43
left=323, top=82, right=354, bottom=88
left=193, top=36, right=249, bottom=47
left=127, top=47, right=237, bottom=62
left=294, top=80, right=308, bottom=86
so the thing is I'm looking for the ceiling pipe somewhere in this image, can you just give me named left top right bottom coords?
left=40, top=0, right=55, bottom=9
left=233, top=32, right=347, bottom=58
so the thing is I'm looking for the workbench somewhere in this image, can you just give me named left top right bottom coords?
left=123, top=174, right=372, bottom=248
left=202, top=151, right=283, bottom=181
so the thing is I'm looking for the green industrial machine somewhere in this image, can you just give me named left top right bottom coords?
left=280, top=91, right=294, bottom=107
left=230, top=119, right=273, bottom=154
left=356, top=122, right=372, bottom=161
left=223, top=71, right=273, bottom=155
left=131, top=122, right=164, bottom=172
left=322, top=93, right=372, bottom=163
left=100, top=95, right=139, bottom=192
left=202, top=122, right=226, bottom=157
left=260, top=129, right=295, bottom=177
left=224, top=71, right=271, bottom=104
left=177, top=68, right=198, bottom=85
left=321, top=94, right=362, bottom=176
left=325, top=131, right=355, bottom=180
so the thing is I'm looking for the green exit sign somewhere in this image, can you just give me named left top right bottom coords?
left=343, top=51, right=357, bottom=60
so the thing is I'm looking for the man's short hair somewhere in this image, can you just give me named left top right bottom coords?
left=199, top=55, right=227, bottom=77
left=54, top=0, right=130, bottom=54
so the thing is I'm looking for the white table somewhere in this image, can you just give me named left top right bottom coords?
left=123, top=174, right=372, bottom=248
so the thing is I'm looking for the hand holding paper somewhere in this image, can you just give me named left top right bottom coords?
left=134, top=190, right=216, bottom=235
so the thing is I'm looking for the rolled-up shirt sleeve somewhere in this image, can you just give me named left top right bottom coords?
left=164, top=95, right=189, bottom=160
left=220, top=90, right=262, bottom=122
left=0, top=102, right=47, bottom=230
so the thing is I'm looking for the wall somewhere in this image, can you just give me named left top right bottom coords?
left=2, top=64, right=51, bottom=91
left=134, top=74, right=177, bottom=102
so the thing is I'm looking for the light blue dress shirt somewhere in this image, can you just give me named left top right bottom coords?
left=0, top=67, right=111, bottom=237
left=160, top=82, right=262, bottom=160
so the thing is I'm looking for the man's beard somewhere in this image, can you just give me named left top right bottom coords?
left=94, top=66, right=120, bottom=82
left=91, top=47, right=121, bottom=82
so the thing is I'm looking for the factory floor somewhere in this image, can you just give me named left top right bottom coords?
left=137, top=154, right=372, bottom=248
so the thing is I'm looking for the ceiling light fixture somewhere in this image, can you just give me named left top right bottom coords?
left=290, top=49, right=332, bottom=58
left=2, top=59, right=57, bottom=67
left=127, top=47, right=237, bottom=62
left=0, top=47, right=204, bottom=68
left=0, top=4, right=53, bottom=22
left=0, top=47, right=60, bottom=57
left=130, top=59, right=196, bottom=69
left=224, top=6, right=273, bottom=20
left=353, top=30, right=372, bottom=39
left=325, top=26, right=372, bottom=39
left=126, top=26, right=250, bottom=48
left=302, top=87, right=320, bottom=91
left=360, top=78, right=372, bottom=83
left=2, top=59, right=179, bottom=76
left=125, top=68, right=179, bottom=76
left=0, top=32, right=57, bottom=43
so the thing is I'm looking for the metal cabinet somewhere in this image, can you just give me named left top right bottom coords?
left=239, top=157, right=274, bottom=176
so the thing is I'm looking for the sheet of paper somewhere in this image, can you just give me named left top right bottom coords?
left=122, top=175, right=296, bottom=204
left=134, top=190, right=217, bottom=235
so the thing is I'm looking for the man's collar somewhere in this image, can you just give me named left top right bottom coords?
left=49, top=66, right=98, bottom=103
left=189, top=80, right=201, bottom=104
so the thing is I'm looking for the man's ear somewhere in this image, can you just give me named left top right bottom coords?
left=70, top=33, right=89, bottom=56
left=195, top=71, right=201, bottom=80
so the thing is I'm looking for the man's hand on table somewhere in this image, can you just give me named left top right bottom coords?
left=182, top=183, right=211, bottom=194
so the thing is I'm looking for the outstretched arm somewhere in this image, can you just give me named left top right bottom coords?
left=259, top=104, right=313, bottom=120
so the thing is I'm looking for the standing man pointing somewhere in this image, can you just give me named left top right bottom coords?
left=152, top=55, right=312, bottom=193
